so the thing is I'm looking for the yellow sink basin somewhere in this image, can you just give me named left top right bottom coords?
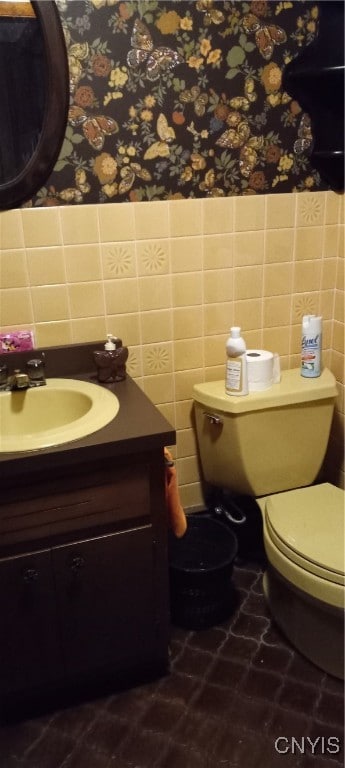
left=0, top=378, right=119, bottom=453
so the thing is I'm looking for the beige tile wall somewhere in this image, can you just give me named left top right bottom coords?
left=0, top=191, right=344, bottom=502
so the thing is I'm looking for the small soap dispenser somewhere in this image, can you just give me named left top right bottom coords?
left=93, top=335, right=128, bottom=383
left=104, top=334, right=116, bottom=351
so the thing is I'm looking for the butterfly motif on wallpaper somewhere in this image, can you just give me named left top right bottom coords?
left=127, top=18, right=183, bottom=81
left=118, top=163, right=152, bottom=195
left=242, top=13, right=287, bottom=60
left=216, top=115, right=251, bottom=151
left=180, top=86, right=209, bottom=117
left=91, top=0, right=118, bottom=8
left=199, top=169, right=224, bottom=197
left=196, top=0, right=225, bottom=26
left=229, top=77, right=257, bottom=112
left=68, top=42, right=89, bottom=94
left=69, top=106, right=118, bottom=151
left=144, top=114, right=176, bottom=160
left=216, top=113, right=264, bottom=178
left=294, top=113, right=313, bottom=155
left=59, top=169, right=91, bottom=203
left=239, top=141, right=264, bottom=178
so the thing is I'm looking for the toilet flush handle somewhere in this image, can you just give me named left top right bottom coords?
left=203, top=411, right=223, bottom=425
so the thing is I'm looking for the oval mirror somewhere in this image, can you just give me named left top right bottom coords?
left=0, top=0, right=69, bottom=210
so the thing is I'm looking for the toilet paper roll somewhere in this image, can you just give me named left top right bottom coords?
left=246, top=350, right=281, bottom=391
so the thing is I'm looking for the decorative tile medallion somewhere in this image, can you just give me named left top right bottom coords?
left=140, top=243, right=168, bottom=274
left=293, top=294, right=318, bottom=320
left=104, top=244, right=135, bottom=276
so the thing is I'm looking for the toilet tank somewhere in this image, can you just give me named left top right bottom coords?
left=193, top=368, right=337, bottom=497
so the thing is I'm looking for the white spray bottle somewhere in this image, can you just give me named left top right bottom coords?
left=225, top=327, right=249, bottom=395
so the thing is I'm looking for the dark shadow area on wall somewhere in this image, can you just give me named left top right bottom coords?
left=283, top=0, right=344, bottom=193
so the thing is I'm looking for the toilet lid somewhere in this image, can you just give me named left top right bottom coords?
left=265, top=483, right=345, bottom=585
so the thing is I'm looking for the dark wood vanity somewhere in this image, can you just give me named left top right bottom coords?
left=0, top=343, right=175, bottom=718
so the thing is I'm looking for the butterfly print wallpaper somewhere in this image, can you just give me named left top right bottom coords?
left=31, top=0, right=327, bottom=206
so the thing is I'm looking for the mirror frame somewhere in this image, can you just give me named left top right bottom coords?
left=0, top=1, right=69, bottom=210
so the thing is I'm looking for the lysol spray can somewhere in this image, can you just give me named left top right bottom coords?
left=301, top=315, right=322, bottom=378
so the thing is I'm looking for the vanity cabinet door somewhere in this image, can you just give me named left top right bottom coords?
left=0, top=549, right=63, bottom=695
left=52, top=525, right=158, bottom=681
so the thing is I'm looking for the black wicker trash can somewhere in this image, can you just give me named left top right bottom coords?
left=168, top=515, right=238, bottom=630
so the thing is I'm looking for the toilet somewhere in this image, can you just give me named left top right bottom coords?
left=193, top=367, right=345, bottom=679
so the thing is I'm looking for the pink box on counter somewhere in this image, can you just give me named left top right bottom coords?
left=0, top=331, right=35, bottom=353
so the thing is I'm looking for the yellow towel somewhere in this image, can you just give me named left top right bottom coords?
left=164, top=448, right=187, bottom=538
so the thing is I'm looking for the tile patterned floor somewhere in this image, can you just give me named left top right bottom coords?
left=1, top=562, right=343, bottom=768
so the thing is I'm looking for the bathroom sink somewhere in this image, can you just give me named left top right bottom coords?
left=0, top=378, right=119, bottom=453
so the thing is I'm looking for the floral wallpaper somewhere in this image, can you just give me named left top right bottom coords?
left=33, top=0, right=327, bottom=206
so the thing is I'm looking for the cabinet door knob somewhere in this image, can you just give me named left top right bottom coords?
left=69, top=556, right=85, bottom=573
left=23, top=568, right=39, bottom=583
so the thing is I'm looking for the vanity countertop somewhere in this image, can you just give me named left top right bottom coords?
left=0, top=342, right=175, bottom=481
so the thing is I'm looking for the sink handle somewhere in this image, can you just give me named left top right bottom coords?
left=26, top=358, right=46, bottom=386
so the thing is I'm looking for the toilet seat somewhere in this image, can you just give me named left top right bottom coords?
left=263, top=483, right=345, bottom=609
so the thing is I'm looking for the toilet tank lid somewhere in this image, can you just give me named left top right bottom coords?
left=193, top=368, right=337, bottom=414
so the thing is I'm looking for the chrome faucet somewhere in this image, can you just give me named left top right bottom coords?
left=0, top=358, right=46, bottom=391
left=9, top=369, right=30, bottom=390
